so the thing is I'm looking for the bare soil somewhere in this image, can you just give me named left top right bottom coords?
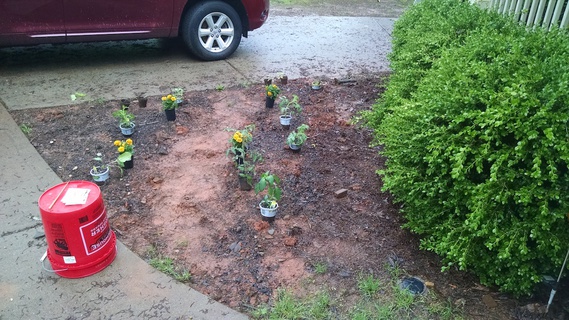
left=10, top=77, right=562, bottom=319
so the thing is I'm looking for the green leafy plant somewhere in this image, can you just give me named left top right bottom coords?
left=112, top=105, right=135, bottom=127
left=70, top=92, right=86, bottom=101
left=265, top=84, right=280, bottom=100
left=91, top=153, right=109, bottom=175
left=362, top=0, right=569, bottom=295
left=171, top=87, right=184, bottom=101
left=215, top=84, right=225, bottom=91
left=19, top=124, right=32, bottom=135
left=113, top=138, right=134, bottom=167
left=286, top=124, right=309, bottom=147
left=255, top=171, right=282, bottom=209
left=91, top=152, right=122, bottom=178
left=278, top=95, right=302, bottom=116
left=161, top=94, right=178, bottom=110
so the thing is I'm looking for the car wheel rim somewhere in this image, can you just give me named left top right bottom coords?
left=198, top=12, right=235, bottom=53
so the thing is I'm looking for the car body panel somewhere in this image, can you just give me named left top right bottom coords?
left=0, top=0, right=269, bottom=48
left=63, top=0, right=173, bottom=41
left=0, top=0, right=66, bottom=45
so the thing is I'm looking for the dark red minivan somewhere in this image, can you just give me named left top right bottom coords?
left=0, top=0, right=269, bottom=60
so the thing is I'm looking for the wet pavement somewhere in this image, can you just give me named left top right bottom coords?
left=0, top=16, right=394, bottom=110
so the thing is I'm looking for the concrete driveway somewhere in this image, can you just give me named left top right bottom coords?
left=0, top=15, right=394, bottom=110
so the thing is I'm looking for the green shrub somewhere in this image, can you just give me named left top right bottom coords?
left=365, top=0, right=511, bottom=129
left=365, top=0, right=569, bottom=295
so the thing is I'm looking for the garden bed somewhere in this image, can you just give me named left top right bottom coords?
left=11, top=76, right=547, bottom=319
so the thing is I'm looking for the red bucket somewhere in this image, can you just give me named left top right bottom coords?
left=38, top=180, right=116, bottom=278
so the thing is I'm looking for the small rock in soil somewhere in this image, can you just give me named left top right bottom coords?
left=482, top=294, right=498, bottom=308
left=339, top=270, right=351, bottom=278
left=268, top=228, right=275, bottom=235
left=253, top=221, right=270, bottom=231
left=158, top=146, right=169, bottom=155
left=284, top=237, right=297, bottom=246
left=349, top=184, right=362, bottom=191
left=335, top=189, right=348, bottom=198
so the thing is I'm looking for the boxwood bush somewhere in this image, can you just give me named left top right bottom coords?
left=363, top=0, right=569, bottom=295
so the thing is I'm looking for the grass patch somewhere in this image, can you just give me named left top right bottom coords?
left=149, top=256, right=191, bottom=282
left=145, top=245, right=191, bottom=283
left=251, top=266, right=464, bottom=320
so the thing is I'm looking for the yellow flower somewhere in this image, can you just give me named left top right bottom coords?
left=118, top=146, right=125, bottom=153
left=267, top=92, right=273, bottom=97
left=161, top=96, right=167, bottom=101
left=126, top=139, right=133, bottom=145
left=167, top=94, right=173, bottom=99
left=113, top=140, right=121, bottom=146
left=233, top=132, right=243, bottom=143
left=170, top=96, right=176, bottom=101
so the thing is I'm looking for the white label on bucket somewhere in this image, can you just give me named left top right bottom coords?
left=61, top=188, right=90, bottom=205
left=63, top=256, right=77, bottom=264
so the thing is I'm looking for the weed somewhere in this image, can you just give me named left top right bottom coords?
left=357, top=274, right=381, bottom=297
left=149, top=255, right=191, bottom=282
left=216, top=84, right=225, bottom=91
left=19, top=124, right=32, bottom=135
left=270, top=288, right=307, bottom=319
left=313, top=262, right=328, bottom=275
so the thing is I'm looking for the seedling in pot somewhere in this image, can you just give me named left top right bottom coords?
left=286, top=124, right=309, bottom=151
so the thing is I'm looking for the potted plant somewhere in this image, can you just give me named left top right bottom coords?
left=114, top=138, right=134, bottom=169
left=161, top=94, right=179, bottom=121
left=265, top=84, right=280, bottom=108
left=226, top=124, right=255, bottom=165
left=278, top=95, right=302, bottom=129
left=172, top=87, right=184, bottom=105
left=278, top=72, right=288, bottom=85
left=254, top=171, right=282, bottom=221
left=286, top=124, right=309, bottom=152
left=136, top=92, right=148, bottom=108
left=112, top=105, right=135, bottom=136
left=90, top=153, right=111, bottom=185
left=237, top=161, right=255, bottom=191
left=236, top=150, right=262, bottom=191
left=311, top=80, right=322, bottom=90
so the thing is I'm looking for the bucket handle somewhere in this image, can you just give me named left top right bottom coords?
left=40, top=251, right=68, bottom=273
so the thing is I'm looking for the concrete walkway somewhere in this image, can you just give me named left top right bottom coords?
left=0, top=15, right=394, bottom=319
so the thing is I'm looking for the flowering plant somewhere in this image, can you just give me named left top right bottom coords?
left=114, top=138, right=134, bottom=167
left=227, top=124, right=255, bottom=163
left=265, top=84, right=280, bottom=100
left=161, top=94, right=179, bottom=110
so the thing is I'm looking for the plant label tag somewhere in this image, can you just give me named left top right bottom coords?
left=61, top=188, right=90, bottom=205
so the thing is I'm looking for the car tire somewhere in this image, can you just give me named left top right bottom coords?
left=181, top=1, right=243, bottom=61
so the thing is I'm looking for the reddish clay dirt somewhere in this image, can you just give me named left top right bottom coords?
left=10, top=76, right=559, bottom=319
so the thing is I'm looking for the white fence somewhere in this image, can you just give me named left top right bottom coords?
left=488, top=0, right=569, bottom=29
